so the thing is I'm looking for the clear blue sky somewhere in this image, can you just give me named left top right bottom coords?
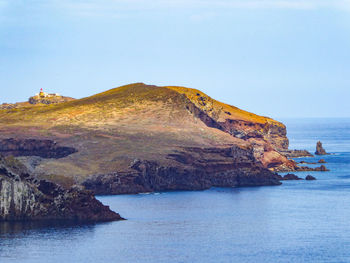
left=1, top=0, right=350, bottom=118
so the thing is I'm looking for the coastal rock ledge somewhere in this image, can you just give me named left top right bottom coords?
left=0, top=155, right=123, bottom=222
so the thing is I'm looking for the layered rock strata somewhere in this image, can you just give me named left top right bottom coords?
left=0, top=155, right=123, bottom=222
left=82, top=145, right=282, bottom=195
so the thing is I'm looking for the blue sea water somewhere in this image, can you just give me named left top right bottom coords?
left=1, top=118, right=350, bottom=263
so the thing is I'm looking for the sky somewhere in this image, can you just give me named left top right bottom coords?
left=1, top=0, right=350, bottom=118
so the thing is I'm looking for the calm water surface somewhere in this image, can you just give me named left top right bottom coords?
left=1, top=118, right=350, bottom=263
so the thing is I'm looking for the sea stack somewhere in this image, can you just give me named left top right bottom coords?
left=315, top=141, right=328, bottom=155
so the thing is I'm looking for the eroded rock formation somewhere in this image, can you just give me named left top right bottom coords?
left=315, top=141, right=328, bottom=155
left=82, top=145, right=282, bottom=195
left=0, top=155, right=123, bottom=222
left=0, top=138, right=77, bottom=158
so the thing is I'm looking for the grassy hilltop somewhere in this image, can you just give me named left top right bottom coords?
left=0, top=83, right=290, bottom=189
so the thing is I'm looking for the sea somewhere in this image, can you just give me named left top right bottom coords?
left=1, top=118, right=350, bottom=263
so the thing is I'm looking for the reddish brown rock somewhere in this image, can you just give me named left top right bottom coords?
left=315, top=141, right=328, bottom=155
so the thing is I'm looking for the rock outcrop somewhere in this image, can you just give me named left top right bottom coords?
left=315, top=141, right=328, bottom=155
left=305, top=175, right=316, bottom=180
left=280, top=149, right=314, bottom=158
left=318, top=159, right=326, bottom=163
left=278, top=173, right=302, bottom=180
left=82, top=145, right=282, bottom=195
left=299, top=161, right=316, bottom=164
left=0, top=155, right=123, bottom=222
left=0, top=138, right=77, bottom=159
left=295, top=165, right=329, bottom=172
left=28, top=95, right=74, bottom=105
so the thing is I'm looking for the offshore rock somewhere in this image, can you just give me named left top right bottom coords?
left=318, top=159, right=326, bottom=163
left=0, top=155, right=123, bottom=222
left=305, top=175, right=316, bottom=180
left=299, top=161, right=316, bottom=164
left=315, top=165, right=329, bottom=171
left=294, top=165, right=329, bottom=172
left=315, top=141, right=328, bottom=155
left=280, top=149, right=314, bottom=158
left=279, top=174, right=302, bottom=180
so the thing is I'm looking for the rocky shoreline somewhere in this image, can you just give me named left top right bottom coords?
left=0, top=84, right=331, bottom=221
left=0, top=155, right=124, bottom=222
left=82, top=145, right=283, bottom=195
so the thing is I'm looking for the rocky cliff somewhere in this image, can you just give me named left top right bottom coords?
left=0, top=155, right=123, bottom=221
left=82, top=145, right=282, bottom=195
left=0, top=83, right=303, bottom=194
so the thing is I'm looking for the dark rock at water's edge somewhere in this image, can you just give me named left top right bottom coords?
left=277, top=173, right=303, bottom=180
left=295, top=165, right=329, bottom=172
left=274, top=163, right=330, bottom=173
left=280, top=150, right=314, bottom=158
left=315, top=141, right=329, bottom=155
left=299, top=161, right=316, bottom=164
left=318, top=159, right=326, bottom=163
left=0, top=138, right=77, bottom=159
left=314, top=165, right=329, bottom=171
left=305, top=175, right=316, bottom=180
left=82, top=145, right=282, bottom=195
left=0, top=155, right=123, bottom=222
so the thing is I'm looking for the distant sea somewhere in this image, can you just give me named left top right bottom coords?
left=1, top=118, right=350, bottom=263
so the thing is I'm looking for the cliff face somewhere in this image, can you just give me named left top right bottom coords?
left=166, top=86, right=289, bottom=151
left=0, top=155, right=123, bottom=222
left=0, top=83, right=296, bottom=194
left=0, top=138, right=77, bottom=158
left=82, top=145, right=281, bottom=195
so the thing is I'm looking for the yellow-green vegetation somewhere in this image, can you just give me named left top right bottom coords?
left=0, top=83, right=286, bottom=184
left=165, top=86, right=283, bottom=126
left=0, top=83, right=282, bottom=128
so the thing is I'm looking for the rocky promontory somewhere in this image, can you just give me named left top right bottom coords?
left=0, top=83, right=320, bottom=195
left=0, top=155, right=123, bottom=222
